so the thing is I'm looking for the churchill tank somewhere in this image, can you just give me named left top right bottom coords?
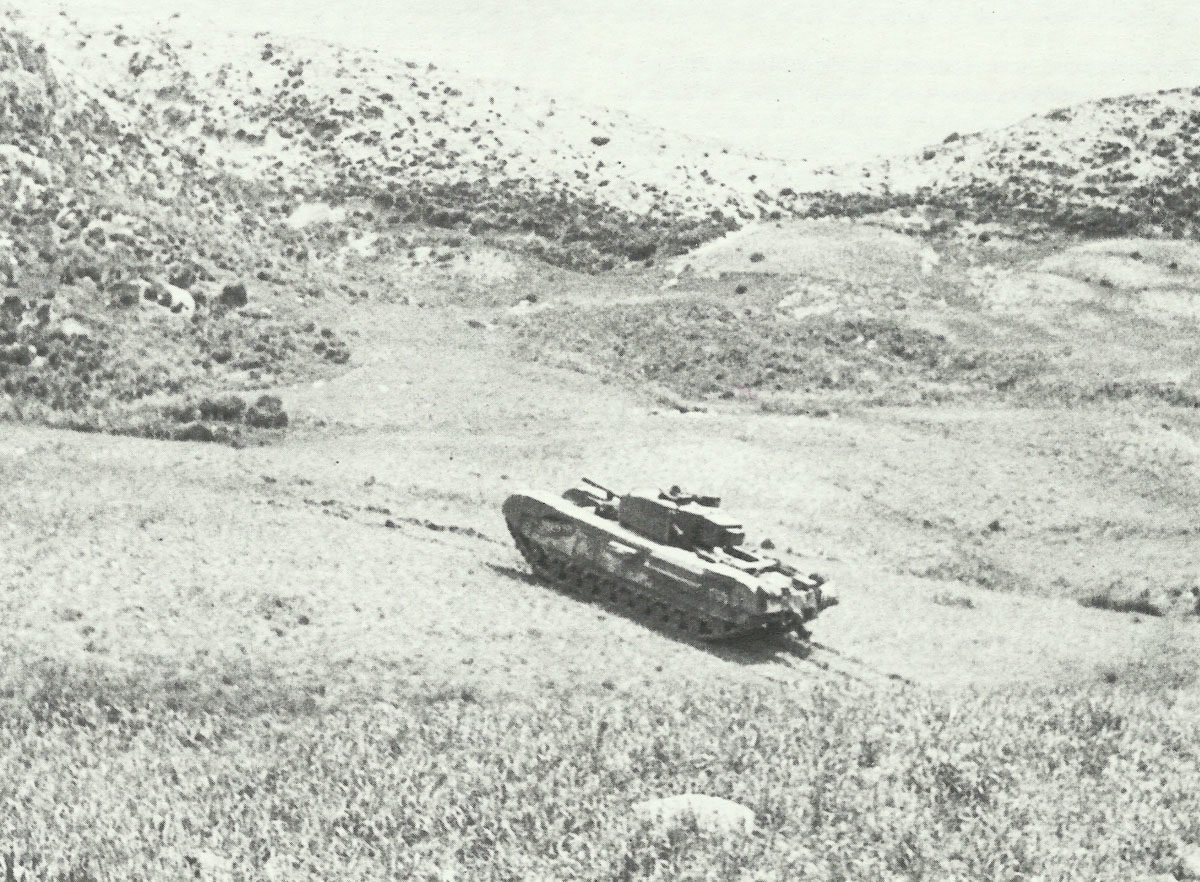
left=504, top=478, right=835, bottom=640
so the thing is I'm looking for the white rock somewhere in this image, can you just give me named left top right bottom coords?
left=58, top=317, right=91, bottom=338
left=159, top=281, right=195, bottom=316
left=631, top=794, right=755, bottom=835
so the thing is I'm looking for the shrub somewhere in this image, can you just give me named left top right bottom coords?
left=931, top=592, right=976, bottom=609
left=198, top=394, right=247, bottom=422
left=1079, top=590, right=1165, bottom=617
left=174, top=421, right=216, bottom=443
left=245, top=394, right=288, bottom=429
left=218, top=282, right=249, bottom=310
left=624, top=237, right=657, bottom=262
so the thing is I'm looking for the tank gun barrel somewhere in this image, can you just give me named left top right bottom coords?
left=580, top=477, right=618, bottom=500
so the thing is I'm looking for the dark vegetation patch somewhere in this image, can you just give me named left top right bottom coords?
left=511, top=299, right=1041, bottom=404
left=801, top=149, right=1200, bottom=242
left=1051, top=380, right=1200, bottom=409
left=0, top=277, right=341, bottom=441
left=1079, top=590, right=1166, bottom=617
left=346, top=177, right=739, bottom=273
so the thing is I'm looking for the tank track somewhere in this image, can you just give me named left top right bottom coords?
left=507, top=524, right=803, bottom=642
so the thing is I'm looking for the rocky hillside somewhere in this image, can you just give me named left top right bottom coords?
left=6, top=8, right=821, bottom=276
left=809, top=87, right=1200, bottom=240
left=4, top=5, right=1200, bottom=437
left=0, top=6, right=829, bottom=436
left=0, top=19, right=364, bottom=436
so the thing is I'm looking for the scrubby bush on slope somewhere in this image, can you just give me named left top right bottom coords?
left=513, top=299, right=1042, bottom=404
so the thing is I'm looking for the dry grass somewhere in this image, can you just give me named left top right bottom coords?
left=2, top=653, right=1199, bottom=881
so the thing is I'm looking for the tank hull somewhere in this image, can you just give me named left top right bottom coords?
left=503, top=491, right=823, bottom=640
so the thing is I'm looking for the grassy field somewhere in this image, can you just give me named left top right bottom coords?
left=4, top=226, right=1200, bottom=880
left=3, top=651, right=1199, bottom=881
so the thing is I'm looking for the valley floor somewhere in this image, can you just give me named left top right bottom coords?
left=3, top=299, right=1199, bottom=880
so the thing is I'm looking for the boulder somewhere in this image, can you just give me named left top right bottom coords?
left=159, top=281, right=195, bottom=316
left=58, top=317, right=91, bottom=338
left=631, top=794, right=755, bottom=835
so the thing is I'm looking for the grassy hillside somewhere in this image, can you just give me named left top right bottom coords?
left=3, top=410, right=1199, bottom=881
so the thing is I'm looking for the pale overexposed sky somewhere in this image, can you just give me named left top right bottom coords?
left=22, top=0, right=1200, bottom=163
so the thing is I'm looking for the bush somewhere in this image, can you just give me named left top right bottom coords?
left=198, top=394, right=247, bottom=422
left=1079, top=590, right=1165, bottom=617
left=245, top=394, right=288, bottom=429
left=218, top=282, right=249, bottom=310
left=174, top=421, right=216, bottom=443
left=624, top=237, right=658, bottom=262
